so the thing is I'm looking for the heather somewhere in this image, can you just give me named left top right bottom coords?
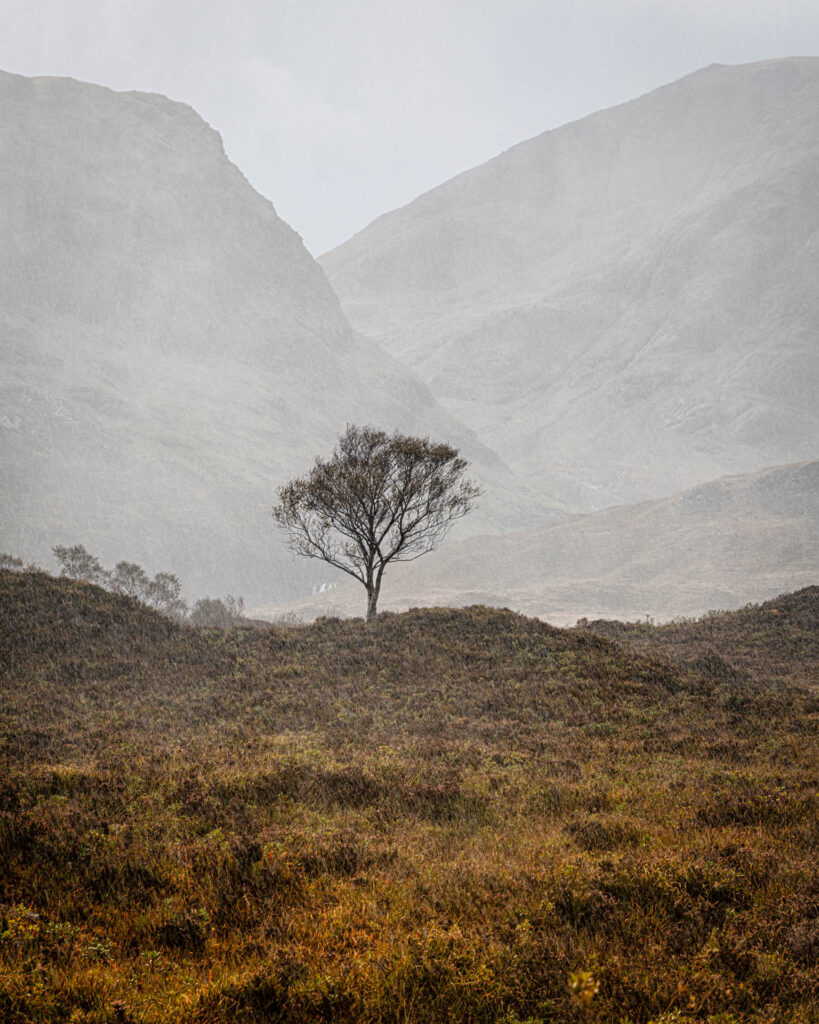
left=1, top=570, right=817, bottom=1023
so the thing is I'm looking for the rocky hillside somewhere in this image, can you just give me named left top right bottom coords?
left=0, top=71, right=541, bottom=604
left=323, top=59, right=819, bottom=509
left=262, top=460, right=819, bottom=623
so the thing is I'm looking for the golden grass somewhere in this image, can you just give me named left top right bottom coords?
left=1, top=571, right=817, bottom=1022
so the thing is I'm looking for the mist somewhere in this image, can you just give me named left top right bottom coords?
left=3, top=1, right=819, bottom=253
left=2, top=9, right=818, bottom=1019
left=0, top=7, right=817, bottom=618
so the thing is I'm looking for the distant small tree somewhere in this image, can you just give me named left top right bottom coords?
left=273, top=425, right=480, bottom=620
left=225, top=594, right=245, bottom=621
left=146, top=572, right=188, bottom=620
left=109, top=561, right=150, bottom=600
left=51, top=546, right=188, bottom=619
left=52, top=544, right=108, bottom=585
left=0, top=553, right=24, bottom=572
left=190, top=597, right=235, bottom=629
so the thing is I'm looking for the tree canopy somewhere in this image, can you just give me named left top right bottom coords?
left=273, top=425, right=480, bottom=620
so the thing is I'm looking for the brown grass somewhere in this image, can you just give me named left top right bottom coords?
left=1, top=570, right=817, bottom=1022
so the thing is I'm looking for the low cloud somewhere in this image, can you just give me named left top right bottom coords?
left=239, top=57, right=369, bottom=150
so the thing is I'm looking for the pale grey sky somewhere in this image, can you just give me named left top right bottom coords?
left=3, top=1, right=819, bottom=254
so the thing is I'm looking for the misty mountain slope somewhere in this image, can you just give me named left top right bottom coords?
left=322, top=58, right=819, bottom=508
left=262, top=460, right=819, bottom=624
left=0, top=70, right=544, bottom=604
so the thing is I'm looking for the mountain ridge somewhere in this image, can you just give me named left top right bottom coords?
left=322, top=58, right=819, bottom=510
left=0, top=69, right=552, bottom=604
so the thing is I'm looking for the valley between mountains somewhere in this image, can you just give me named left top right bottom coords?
left=0, top=53, right=817, bottom=1024
left=1, top=58, right=817, bottom=617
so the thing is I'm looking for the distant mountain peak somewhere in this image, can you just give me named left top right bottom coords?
left=322, top=57, right=819, bottom=511
left=0, top=69, right=532, bottom=604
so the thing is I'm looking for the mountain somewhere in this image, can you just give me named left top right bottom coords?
left=0, top=70, right=534, bottom=604
left=260, top=460, right=819, bottom=624
left=322, top=59, right=819, bottom=509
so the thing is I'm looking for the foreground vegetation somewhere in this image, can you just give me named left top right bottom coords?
left=1, top=570, right=817, bottom=1023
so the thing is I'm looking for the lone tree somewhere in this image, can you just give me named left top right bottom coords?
left=273, top=425, right=481, bottom=620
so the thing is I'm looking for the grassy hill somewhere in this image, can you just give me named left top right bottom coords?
left=577, top=586, right=819, bottom=689
left=1, top=570, right=817, bottom=1022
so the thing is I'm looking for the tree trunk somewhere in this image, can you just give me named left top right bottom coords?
left=366, top=582, right=380, bottom=621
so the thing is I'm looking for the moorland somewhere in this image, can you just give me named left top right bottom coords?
left=0, top=569, right=817, bottom=1023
